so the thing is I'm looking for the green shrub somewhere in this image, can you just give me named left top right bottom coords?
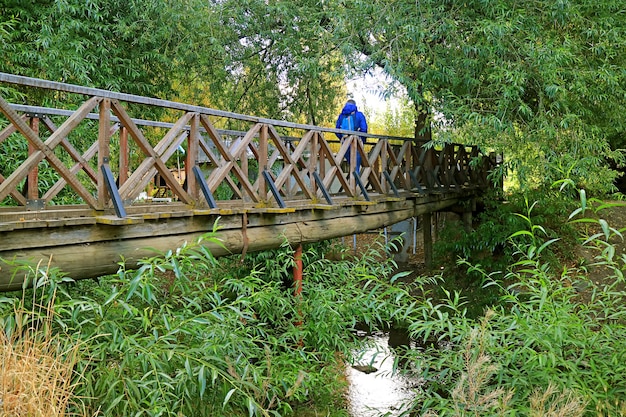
left=402, top=191, right=626, bottom=416
left=0, top=230, right=415, bottom=416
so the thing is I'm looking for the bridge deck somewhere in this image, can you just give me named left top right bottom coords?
left=0, top=72, right=497, bottom=290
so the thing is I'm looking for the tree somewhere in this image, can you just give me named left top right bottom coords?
left=337, top=0, right=626, bottom=192
left=0, top=0, right=348, bottom=127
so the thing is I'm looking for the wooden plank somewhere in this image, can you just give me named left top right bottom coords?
left=318, top=137, right=354, bottom=197
left=202, top=118, right=260, bottom=202
left=95, top=216, right=145, bottom=225
left=192, top=209, right=221, bottom=216
left=246, top=207, right=297, bottom=214
left=0, top=115, right=21, bottom=144
left=0, top=115, right=27, bottom=211
left=0, top=191, right=471, bottom=253
left=266, top=124, right=314, bottom=199
left=41, top=116, right=98, bottom=182
left=0, top=224, right=15, bottom=232
left=0, top=203, right=434, bottom=290
left=0, top=172, right=27, bottom=205
left=1, top=72, right=414, bottom=143
left=43, top=140, right=99, bottom=201
left=0, top=208, right=96, bottom=222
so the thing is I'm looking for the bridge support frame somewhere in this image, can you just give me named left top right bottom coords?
left=423, top=212, right=433, bottom=270
left=293, top=244, right=303, bottom=328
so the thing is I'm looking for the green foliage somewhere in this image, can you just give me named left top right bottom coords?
left=0, top=0, right=347, bottom=125
left=338, top=0, right=626, bottom=193
left=395, top=192, right=626, bottom=416
left=435, top=189, right=579, bottom=274
left=0, top=230, right=415, bottom=416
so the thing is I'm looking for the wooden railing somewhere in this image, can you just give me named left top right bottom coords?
left=0, top=72, right=497, bottom=215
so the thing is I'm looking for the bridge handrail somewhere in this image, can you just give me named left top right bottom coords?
left=0, top=72, right=410, bottom=142
left=6, top=104, right=404, bottom=145
left=0, top=72, right=498, bottom=215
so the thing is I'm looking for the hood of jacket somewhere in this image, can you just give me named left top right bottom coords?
left=341, top=101, right=358, bottom=116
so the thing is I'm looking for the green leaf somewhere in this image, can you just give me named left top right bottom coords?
left=198, top=365, right=206, bottom=398
left=223, top=388, right=236, bottom=408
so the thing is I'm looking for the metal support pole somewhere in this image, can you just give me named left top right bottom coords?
left=293, top=244, right=303, bottom=330
left=193, top=165, right=217, bottom=208
left=413, top=217, right=417, bottom=255
left=263, top=170, right=286, bottom=208
left=423, top=212, right=433, bottom=270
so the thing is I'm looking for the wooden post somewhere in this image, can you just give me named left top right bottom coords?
left=349, top=135, right=356, bottom=189
left=27, top=116, right=39, bottom=201
left=118, top=126, right=128, bottom=186
left=259, top=124, right=269, bottom=200
left=423, top=212, right=433, bottom=269
left=97, top=99, right=111, bottom=209
left=463, top=211, right=473, bottom=233
left=186, top=114, right=199, bottom=198
left=310, top=131, right=319, bottom=195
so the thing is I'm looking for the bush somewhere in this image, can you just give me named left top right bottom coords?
left=0, top=230, right=415, bottom=416
left=402, top=192, right=626, bottom=416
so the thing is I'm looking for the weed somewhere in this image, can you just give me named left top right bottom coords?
left=0, top=264, right=83, bottom=417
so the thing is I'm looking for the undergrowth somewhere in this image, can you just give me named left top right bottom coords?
left=401, top=187, right=626, bottom=416
left=0, top=230, right=416, bottom=416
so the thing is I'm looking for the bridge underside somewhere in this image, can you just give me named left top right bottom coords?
left=0, top=190, right=477, bottom=291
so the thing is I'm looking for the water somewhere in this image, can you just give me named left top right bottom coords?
left=347, top=332, right=417, bottom=417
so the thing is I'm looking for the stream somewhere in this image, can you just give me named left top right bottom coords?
left=347, top=330, right=418, bottom=417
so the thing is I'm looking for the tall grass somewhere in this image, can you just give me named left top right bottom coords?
left=0, top=265, right=83, bottom=417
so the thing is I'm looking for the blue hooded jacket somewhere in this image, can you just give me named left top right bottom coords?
left=335, top=101, right=368, bottom=140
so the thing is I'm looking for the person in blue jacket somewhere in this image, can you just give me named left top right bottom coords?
left=335, top=99, right=368, bottom=172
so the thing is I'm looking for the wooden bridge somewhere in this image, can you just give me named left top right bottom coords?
left=0, top=72, right=498, bottom=291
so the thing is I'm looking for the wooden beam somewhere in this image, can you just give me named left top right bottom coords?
left=97, top=99, right=112, bottom=208
left=112, top=101, right=192, bottom=203
left=0, top=95, right=100, bottom=207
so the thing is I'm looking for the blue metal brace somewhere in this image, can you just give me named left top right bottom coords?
left=101, top=162, right=126, bottom=218
left=313, top=170, right=333, bottom=205
left=193, top=165, right=217, bottom=208
left=262, top=170, right=286, bottom=208
left=409, top=169, right=425, bottom=194
left=383, top=171, right=400, bottom=197
left=354, top=171, right=370, bottom=201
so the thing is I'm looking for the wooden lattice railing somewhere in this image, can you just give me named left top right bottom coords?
left=0, top=72, right=497, bottom=216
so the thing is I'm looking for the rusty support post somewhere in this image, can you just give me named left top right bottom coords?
left=294, top=244, right=303, bottom=297
left=423, top=212, right=433, bottom=270
left=294, top=244, right=303, bottom=328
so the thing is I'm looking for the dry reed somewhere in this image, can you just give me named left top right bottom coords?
left=0, top=281, right=82, bottom=416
